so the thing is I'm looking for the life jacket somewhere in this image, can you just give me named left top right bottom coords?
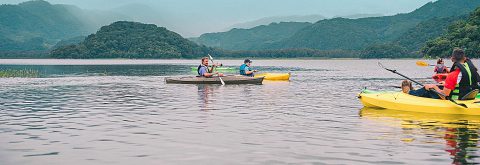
left=435, top=64, right=447, bottom=74
left=239, top=64, right=253, bottom=76
left=449, top=60, right=479, bottom=100
left=197, top=65, right=209, bottom=76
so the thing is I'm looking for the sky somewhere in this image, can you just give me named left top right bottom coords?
left=1, top=0, right=435, bottom=37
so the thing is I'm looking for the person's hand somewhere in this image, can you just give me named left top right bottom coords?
left=424, top=84, right=436, bottom=90
left=215, top=71, right=219, bottom=75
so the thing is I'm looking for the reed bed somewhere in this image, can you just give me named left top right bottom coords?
left=0, top=69, right=40, bottom=78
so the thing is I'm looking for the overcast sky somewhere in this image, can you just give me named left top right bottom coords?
left=1, top=0, right=435, bottom=37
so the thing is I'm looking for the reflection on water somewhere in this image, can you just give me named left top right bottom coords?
left=1, top=59, right=480, bottom=164
left=360, top=108, right=480, bottom=164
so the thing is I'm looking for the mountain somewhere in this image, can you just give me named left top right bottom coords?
left=277, top=0, right=480, bottom=51
left=0, top=0, right=92, bottom=49
left=51, top=21, right=211, bottom=58
left=333, top=13, right=383, bottom=19
left=422, top=7, right=480, bottom=58
left=359, top=15, right=467, bottom=58
left=226, top=15, right=326, bottom=30
left=195, top=0, right=480, bottom=54
left=195, top=22, right=312, bottom=50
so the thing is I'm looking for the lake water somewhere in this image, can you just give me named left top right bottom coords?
left=0, top=59, right=479, bottom=164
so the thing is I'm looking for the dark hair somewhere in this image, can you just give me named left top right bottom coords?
left=201, top=57, right=209, bottom=62
left=436, top=59, right=443, bottom=64
left=451, top=48, right=465, bottom=63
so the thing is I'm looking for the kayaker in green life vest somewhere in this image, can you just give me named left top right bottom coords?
left=423, top=48, right=480, bottom=100
left=239, top=59, right=258, bottom=77
left=198, top=57, right=223, bottom=78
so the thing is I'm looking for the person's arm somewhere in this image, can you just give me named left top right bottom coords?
left=245, top=67, right=258, bottom=75
left=246, top=70, right=257, bottom=75
left=424, top=84, right=449, bottom=100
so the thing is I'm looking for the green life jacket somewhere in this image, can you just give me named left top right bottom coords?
left=450, top=60, right=478, bottom=100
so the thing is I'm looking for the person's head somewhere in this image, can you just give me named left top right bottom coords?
left=401, top=80, right=413, bottom=94
left=451, top=48, right=466, bottom=63
left=244, top=59, right=252, bottom=66
left=201, top=57, right=209, bottom=66
left=437, top=58, right=444, bottom=64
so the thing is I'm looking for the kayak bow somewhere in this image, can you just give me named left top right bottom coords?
left=254, top=73, right=290, bottom=81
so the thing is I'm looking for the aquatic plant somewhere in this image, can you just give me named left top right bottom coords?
left=0, top=69, right=40, bottom=78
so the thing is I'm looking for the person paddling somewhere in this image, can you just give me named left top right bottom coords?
left=401, top=80, right=441, bottom=99
left=198, top=57, right=223, bottom=78
left=239, top=59, right=258, bottom=77
left=422, top=48, right=479, bottom=100
left=434, top=59, right=449, bottom=74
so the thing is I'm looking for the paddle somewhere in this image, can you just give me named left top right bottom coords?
left=208, top=54, right=225, bottom=85
left=378, top=62, right=467, bottom=108
left=416, top=60, right=451, bottom=68
left=416, top=60, right=434, bottom=67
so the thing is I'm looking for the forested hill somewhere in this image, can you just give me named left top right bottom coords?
left=422, top=7, right=480, bottom=58
left=194, top=0, right=480, bottom=56
left=0, top=0, right=91, bottom=53
left=51, top=21, right=212, bottom=58
left=194, top=22, right=312, bottom=50
left=276, top=0, right=480, bottom=51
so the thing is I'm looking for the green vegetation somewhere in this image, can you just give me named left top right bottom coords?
left=0, top=69, right=39, bottom=78
left=194, top=22, right=312, bottom=50
left=51, top=21, right=212, bottom=58
left=195, top=0, right=480, bottom=59
left=360, top=43, right=412, bottom=59
left=0, top=0, right=92, bottom=57
left=422, top=7, right=480, bottom=58
left=214, top=49, right=359, bottom=58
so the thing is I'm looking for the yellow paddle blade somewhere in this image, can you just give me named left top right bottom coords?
left=416, top=61, right=429, bottom=67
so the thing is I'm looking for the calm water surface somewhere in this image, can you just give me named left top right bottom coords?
left=0, top=59, right=479, bottom=164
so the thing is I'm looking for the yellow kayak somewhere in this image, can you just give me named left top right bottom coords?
left=254, top=73, right=290, bottom=81
left=358, top=89, right=480, bottom=116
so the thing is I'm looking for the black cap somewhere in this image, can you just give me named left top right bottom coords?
left=244, top=59, right=252, bottom=63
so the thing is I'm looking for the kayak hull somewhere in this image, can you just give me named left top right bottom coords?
left=254, top=73, right=290, bottom=81
left=358, top=89, right=480, bottom=115
left=165, top=75, right=264, bottom=84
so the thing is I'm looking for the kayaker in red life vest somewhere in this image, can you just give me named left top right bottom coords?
left=198, top=57, right=224, bottom=78
left=434, top=59, right=449, bottom=74
left=424, top=48, right=480, bottom=100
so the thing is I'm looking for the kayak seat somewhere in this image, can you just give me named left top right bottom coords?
left=460, top=89, right=479, bottom=100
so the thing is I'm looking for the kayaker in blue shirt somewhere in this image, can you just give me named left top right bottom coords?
left=198, top=57, right=223, bottom=77
left=239, top=59, right=258, bottom=77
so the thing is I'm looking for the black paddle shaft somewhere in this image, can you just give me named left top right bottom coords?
left=377, top=62, right=446, bottom=97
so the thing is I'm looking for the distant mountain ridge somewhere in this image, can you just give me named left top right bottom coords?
left=226, top=15, right=326, bottom=30
left=195, top=22, right=312, bottom=50
left=195, top=0, right=480, bottom=55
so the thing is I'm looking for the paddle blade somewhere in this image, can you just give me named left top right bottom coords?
left=219, top=77, right=225, bottom=85
left=416, top=61, right=429, bottom=67
left=208, top=54, right=213, bottom=60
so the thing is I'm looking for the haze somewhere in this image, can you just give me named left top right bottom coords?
left=1, top=0, right=435, bottom=37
